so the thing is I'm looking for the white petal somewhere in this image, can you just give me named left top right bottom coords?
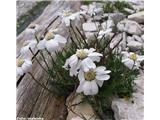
left=96, top=80, right=104, bottom=87
left=20, top=46, right=32, bottom=59
left=16, top=67, right=24, bottom=76
left=45, top=40, right=59, bottom=53
left=29, top=40, right=37, bottom=49
left=64, top=18, right=70, bottom=26
left=88, top=56, right=101, bottom=62
left=88, top=52, right=103, bottom=57
left=37, top=40, right=46, bottom=50
left=81, top=58, right=96, bottom=72
left=137, top=55, right=144, bottom=61
left=95, top=66, right=106, bottom=72
left=88, top=48, right=96, bottom=52
left=69, top=54, right=78, bottom=68
left=69, top=14, right=76, bottom=20
left=76, top=81, right=85, bottom=93
left=123, top=59, right=134, bottom=69
left=83, top=81, right=92, bottom=95
left=21, top=59, right=32, bottom=72
left=96, top=74, right=110, bottom=81
left=69, top=67, right=78, bottom=76
left=122, top=58, right=130, bottom=63
left=63, top=59, right=69, bottom=70
left=78, top=69, right=85, bottom=81
left=54, top=34, right=67, bottom=44
left=91, top=80, right=98, bottom=95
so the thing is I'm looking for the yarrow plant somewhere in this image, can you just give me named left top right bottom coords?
left=17, top=2, right=144, bottom=119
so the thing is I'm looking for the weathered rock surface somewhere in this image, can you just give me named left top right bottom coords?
left=17, top=1, right=37, bottom=19
left=108, top=13, right=126, bottom=24
left=112, top=73, right=144, bottom=120
left=66, top=94, right=99, bottom=120
left=128, top=11, right=144, bottom=23
left=117, top=20, right=143, bottom=35
left=83, top=22, right=99, bottom=32
left=127, top=40, right=143, bottom=51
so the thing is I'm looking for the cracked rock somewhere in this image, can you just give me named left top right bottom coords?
left=117, top=20, right=143, bottom=35
left=83, top=22, right=99, bottom=32
left=128, top=11, right=144, bottom=23
left=112, top=73, right=144, bottom=120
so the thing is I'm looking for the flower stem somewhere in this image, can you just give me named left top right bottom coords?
left=39, top=51, right=50, bottom=70
left=28, top=72, right=53, bottom=93
left=29, top=48, right=49, bottom=74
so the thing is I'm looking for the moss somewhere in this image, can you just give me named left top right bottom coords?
left=17, top=1, right=50, bottom=36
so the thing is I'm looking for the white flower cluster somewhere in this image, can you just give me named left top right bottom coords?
left=17, top=8, right=144, bottom=97
left=17, top=30, right=67, bottom=76
left=63, top=48, right=111, bottom=95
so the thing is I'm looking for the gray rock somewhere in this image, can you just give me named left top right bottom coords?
left=128, top=11, right=144, bottom=23
left=127, top=40, right=143, bottom=51
left=124, top=8, right=135, bottom=14
left=110, top=33, right=123, bottom=49
left=83, top=22, right=99, bottom=32
left=141, top=34, right=144, bottom=41
left=117, top=20, right=143, bottom=35
left=108, top=13, right=126, bottom=24
left=132, top=4, right=144, bottom=12
left=112, top=73, right=144, bottom=120
left=16, top=1, right=37, bottom=19
left=127, top=36, right=134, bottom=43
left=107, top=19, right=115, bottom=29
left=101, top=19, right=115, bottom=30
left=133, top=35, right=143, bottom=43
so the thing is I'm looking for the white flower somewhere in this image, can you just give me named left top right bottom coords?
left=98, top=28, right=112, bottom=39
left=16, top=58, right=32, bottom=76
left=121, top=52, right=144, bottom=70
left=20, top=40, right=37, bottom=59
left=37, top=32, right=67, bottom=53
left=59, top=9, right=85, bottom=26
left=76, top=66, right=111, bottom=95
left=63, top=48, right=103, bottom=76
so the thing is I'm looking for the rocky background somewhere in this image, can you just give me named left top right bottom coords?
left=16, top=0, right=144, bottom=120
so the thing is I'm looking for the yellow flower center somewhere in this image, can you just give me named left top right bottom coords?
left=45, top=32, right=54, bottom=41
left=62, top=10, right=72, bottom=17
left=17, top=59, right=25, bottom=67
left=84, top=70, right=96, bottom=81
left=76, top=50, right=88, bottom=59
left=129, top=53, right=137, bottom=61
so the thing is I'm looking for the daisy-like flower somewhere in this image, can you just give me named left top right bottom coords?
left=16, top=58, right=32, bottom=76
left=59, top=9, right=85, bottom=26
left=63, top=48, right=103, bottom=76
left=20, top=39, right=37, bottom=59
left=76, top=66, right=111, bottom=95
left=121, top=51, right=144, bottom=70
left=37, top=31, right=67, bottom=53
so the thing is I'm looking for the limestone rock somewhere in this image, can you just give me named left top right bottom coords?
left=133, top=35, right=143, bottom=43
left=83, top=22, right=99, bottom=32
left=66, top=94, right=99, bottom=120
left=110, top=33, right=123, bottom=49
left=112, top=73, right=144, bottom=120
left=124, top=8, right=135, bottom=14
left=16, top=1, right=37, bottom=19
left=108, top=13, right=126, bottom=24
left=117, top=20, right=143, bottom=35
left=127, top=40, right=143, bottom=51
left=128, top=11, right=144, bottom=23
